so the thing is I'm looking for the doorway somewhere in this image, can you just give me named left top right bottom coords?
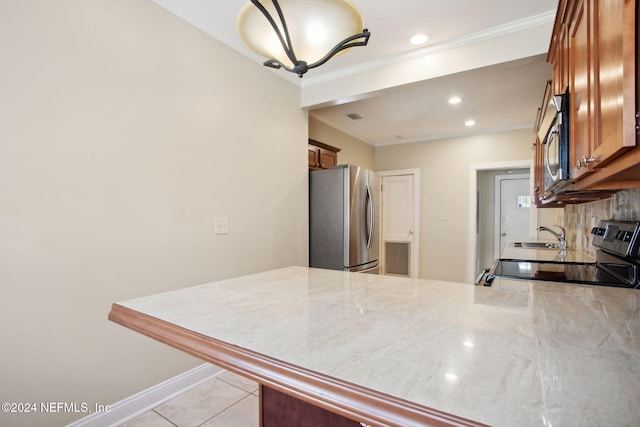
left=468, top=161, right=535, bottom=283
left=494, top=174, right=530, bottom=258
left=379, top=169, right=420, bottom=278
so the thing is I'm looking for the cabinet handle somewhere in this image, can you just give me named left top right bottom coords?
left=577, top=155, right=597, bottom=169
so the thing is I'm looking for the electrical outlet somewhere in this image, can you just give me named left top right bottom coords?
left=214, top=217, right=229, bottom=235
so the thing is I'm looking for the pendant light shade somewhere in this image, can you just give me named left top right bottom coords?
left=237, top=0, right=370, bottom=77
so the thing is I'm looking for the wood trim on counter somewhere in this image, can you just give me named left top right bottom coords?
left=109, top=303, right=487, bottom=427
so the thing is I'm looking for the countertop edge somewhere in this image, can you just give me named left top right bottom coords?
left=500, top=243, right=595, bottom=264
left=108, top=303, right=488, bottom=427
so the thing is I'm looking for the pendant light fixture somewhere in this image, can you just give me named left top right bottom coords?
left=237, top=0, right=370, bottom=77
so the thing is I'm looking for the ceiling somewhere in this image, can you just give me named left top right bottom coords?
left=151, top=0, right=558, bottom=146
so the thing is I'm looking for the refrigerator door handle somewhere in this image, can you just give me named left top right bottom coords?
left=365, top=184, right=374, bottom=249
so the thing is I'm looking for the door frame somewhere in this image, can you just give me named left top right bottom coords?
left=378, top=168, right=420, bottom=278
left=493, top=173, right=530, bottom=259
left=468, top=160, right=535, bottom=284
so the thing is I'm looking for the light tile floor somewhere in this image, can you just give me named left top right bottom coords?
left=121, top=371, right=259, bottom=427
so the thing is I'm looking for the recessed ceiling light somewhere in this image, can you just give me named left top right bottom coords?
left=465, top=120, right=476, bottom=127
left=409, top=34, right=429, bottom=45
left=448, top=96, right=461, bottom=105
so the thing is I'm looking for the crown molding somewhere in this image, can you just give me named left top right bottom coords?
left=374, top=123, right=534, bottom=147
left=311, top=114, right=534, bottom=147
left=152, top=1, right=554, bottom=90
left=302, top=11, right=556, bottom=88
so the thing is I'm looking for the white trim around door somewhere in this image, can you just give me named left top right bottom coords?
left=468, top=160, right=535, bottom=284
left=378, top=168, right=420, bottom=278
left=493, top=173, right=530, bottom=259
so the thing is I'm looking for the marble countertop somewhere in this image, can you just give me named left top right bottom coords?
left=500, top=241, right=595, bottom=263
left=113, top=266, right=640, bottom=426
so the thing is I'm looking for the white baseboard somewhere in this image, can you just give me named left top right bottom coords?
left=66, top=363, right=223, bottom=427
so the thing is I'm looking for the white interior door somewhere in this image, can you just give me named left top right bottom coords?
left=380, top=172, right=419, bottom=277
left=494, top=174, right=530, bottom=258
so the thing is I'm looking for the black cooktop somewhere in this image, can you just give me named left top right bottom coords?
left=489, top=259, right=628, bottom=287
left=482, top=220, right=640, bottom=289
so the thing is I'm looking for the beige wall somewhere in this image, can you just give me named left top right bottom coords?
left=375, top=129, right=534, bottom=283
left=309, top=116, right=375, bottom=170
left=0, top=1, right=308, bottom=426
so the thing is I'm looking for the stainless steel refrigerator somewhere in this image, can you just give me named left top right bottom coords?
left=309, top=164, right=380, bottom=273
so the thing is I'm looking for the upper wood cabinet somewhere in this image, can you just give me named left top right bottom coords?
left=568, top=0, right=595, bottom=181
left=590, top=0, right=637, bottom=165
left=308, top=139, right=340, bottom=170
left=533, top=135, right=545, bottom=203
left=549, top=6, right=570, bottom=96
left=545, top=0, right=639, bottom=196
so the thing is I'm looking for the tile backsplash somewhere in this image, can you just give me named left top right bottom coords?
left=564, top=189, right=640, bottom=256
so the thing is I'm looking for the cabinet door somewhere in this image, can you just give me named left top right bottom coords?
left=308, top=145, right=320, bottom=168
left=569, top=0, right=595, bottom=180
left=552, top=23, right=570, bottom=95
left=308, top=139, right=340, bottom=169
left=534, top=136, right=545, bottom=205
left=318, top=148, right=337, bottom=169
left=591, top=0, right=637, bottom=162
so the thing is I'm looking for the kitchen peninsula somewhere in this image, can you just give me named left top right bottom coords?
left=109, top=266, right=640, bottom=426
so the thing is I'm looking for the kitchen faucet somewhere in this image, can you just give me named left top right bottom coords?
left=538, top=225, right=567, bottom=249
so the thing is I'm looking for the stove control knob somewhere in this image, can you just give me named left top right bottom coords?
left=591, top=227, right=606, bottom=236
left=615, top=230, right=626, bottom=241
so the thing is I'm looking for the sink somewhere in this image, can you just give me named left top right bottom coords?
left=512, top=242, right=563, bottom=249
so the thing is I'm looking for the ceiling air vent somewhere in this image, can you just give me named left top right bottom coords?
left=346, top=113, right=362, bottom=120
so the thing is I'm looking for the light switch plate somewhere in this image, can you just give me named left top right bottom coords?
left=214, top=217, right=229, bottom=234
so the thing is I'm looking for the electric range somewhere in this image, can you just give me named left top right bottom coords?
left=482, top=220, right=640, bottom=289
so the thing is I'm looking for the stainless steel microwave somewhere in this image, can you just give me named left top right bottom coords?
left=537, top=82, right=570, bottom=197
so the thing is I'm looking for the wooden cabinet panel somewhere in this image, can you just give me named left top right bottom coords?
left=552, top=23, right=570, bottom=95
left=261, top=385, right=361, bottom=427
left=308, top=139, right=340, bottom=170
left=308, top=145, right=321, bottom=168
left=592, top=0, right=637, bottom=162
left=569, top=0, right=595, bottom=180
left=318, top=148, right=337, bottom=169
left=533, top=87, right=549, bottom=206
left=534, top=136, right=545, bottom=206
